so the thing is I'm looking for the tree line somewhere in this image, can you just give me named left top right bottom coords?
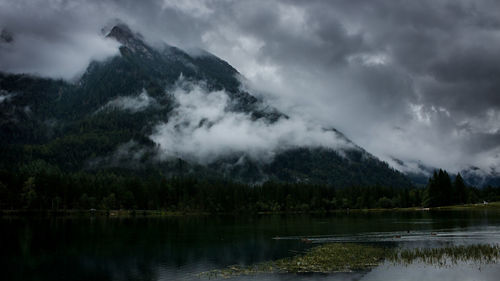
left=0, top=160, right=499, bottom=213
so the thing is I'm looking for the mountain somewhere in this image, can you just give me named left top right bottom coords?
left=460, top=167, right=500, bottom=187
left=0, top=25, right=411, bottom=188
left=389, top=156, right=500, bottom=188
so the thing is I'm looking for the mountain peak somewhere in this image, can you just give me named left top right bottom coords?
left=106, top=24, right=153, bottom=58
left=106, top=24, right=134, bottom=42
left=106, top=24, right=144, bottom=44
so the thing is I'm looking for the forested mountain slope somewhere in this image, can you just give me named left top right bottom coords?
left=0, top=25, right=411, bottom=188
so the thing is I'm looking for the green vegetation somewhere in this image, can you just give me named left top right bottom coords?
left=0, top=159, right=499, bottom=212
left=199, top=243, right=500, bottom=278
left=199, top=243, right=387, bottom=278
left=423, top=170, right=470, bottom=207
left=273, top=243, right=386, bottom=273
left=388, top=244, right=500, bottom=265
left=436, top=201, right=500, bottom=210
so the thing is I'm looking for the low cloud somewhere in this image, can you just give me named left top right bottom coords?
left=0, top=90, right=15, bottom=104
left=87, top=140, right=151, bottom=170
left=101, top=89, right=157, bottom=113
left=0, top=0, right=120, bottom=80
left=150, top=78, right=353, bottom=164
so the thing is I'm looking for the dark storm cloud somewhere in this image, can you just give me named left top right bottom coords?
left=1, top=0, right=499, bottom=172
left=204, top=0, right=500, bottom=172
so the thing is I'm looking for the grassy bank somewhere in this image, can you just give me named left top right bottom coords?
left=432, top=201, right=500, bottom=210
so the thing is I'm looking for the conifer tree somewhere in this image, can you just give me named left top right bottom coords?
left=454, top=173, right=467, bottom=204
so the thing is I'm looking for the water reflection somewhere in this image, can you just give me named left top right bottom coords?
left=281, top=226, right=500, bottom=246
left=362, top=262, right=500, bottom=281
left=198, top=262, right=500, bottom=281
left=0, top=211, right=499, bottom=281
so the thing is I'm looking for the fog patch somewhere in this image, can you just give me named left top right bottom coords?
left=101, top=89, right=156, bottom=113
left=0, top=30, right=120, bottom=80
left=0, top=0, right=120, bottom=80
left=0, top=91, right=16, bottom=104
left=87, top=140, right=151, bottom=169
left=150, top=78, right=353, bottom=165
left=387, top=157, right=433, bottom=176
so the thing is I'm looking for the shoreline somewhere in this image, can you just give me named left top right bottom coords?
left=1, top=201, right=499, bottom=217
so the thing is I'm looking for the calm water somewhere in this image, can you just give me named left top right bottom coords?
left=1, top=211, right=500, bottom=281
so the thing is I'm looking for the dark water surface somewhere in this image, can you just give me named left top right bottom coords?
left=1, top=210, right=500, bottom=280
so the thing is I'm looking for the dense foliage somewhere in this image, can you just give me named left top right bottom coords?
left=422, top=169, right=483, bottom=207
left=0, top=160, right=498, bottom=212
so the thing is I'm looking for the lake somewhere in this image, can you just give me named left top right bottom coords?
left=1, top=210, right=500, bottom=280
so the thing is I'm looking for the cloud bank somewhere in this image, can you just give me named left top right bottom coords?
left=102, top=89, right=157, bottom=113
left=150, top=78, right=353, bottom=164
left=0, top=0, right=119, bottom=80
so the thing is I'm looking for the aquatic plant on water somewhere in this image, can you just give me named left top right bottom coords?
left=388, top=244, right=500, bottom=266
left=198, top=243, right=500, bottom=279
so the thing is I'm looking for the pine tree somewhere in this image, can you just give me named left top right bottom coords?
left=424, top=171, right=439, bottom=207
left=454, top=173, right=467, bottom=204
left=438, top=170, right=453, bottom=206
left=424, top=170, right=453, bottom=207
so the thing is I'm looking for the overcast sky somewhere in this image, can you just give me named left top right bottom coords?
left=1, top=0, right=500, bottom=174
